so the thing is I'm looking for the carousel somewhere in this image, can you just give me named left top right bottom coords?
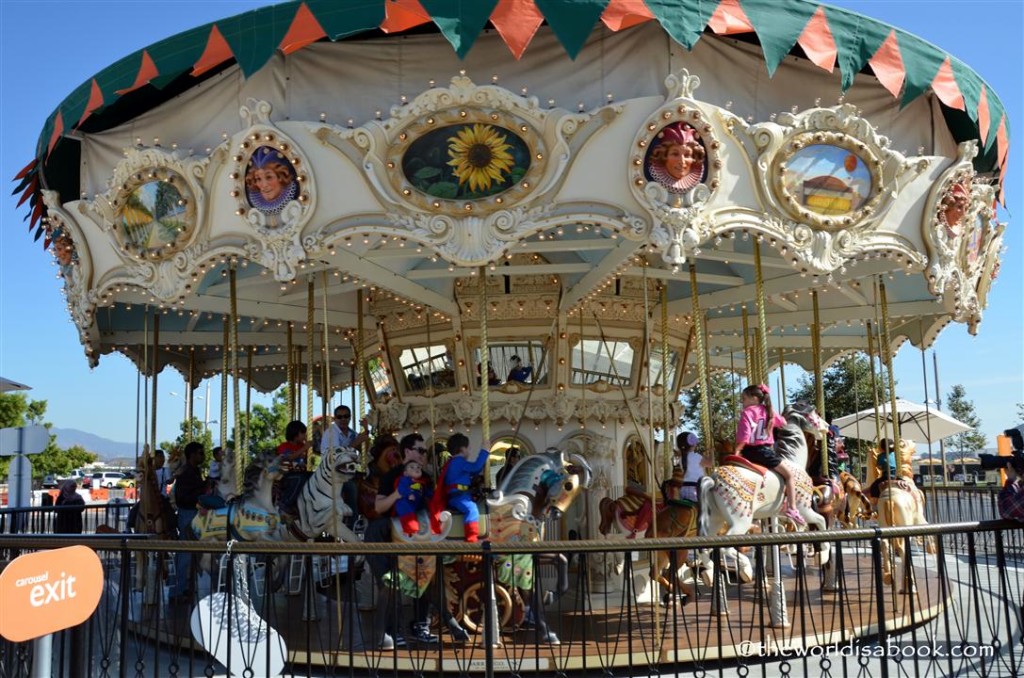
left=15, top=0, right=1010, bottom=672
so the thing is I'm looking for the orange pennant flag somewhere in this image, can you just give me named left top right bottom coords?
left=280, top=3, right=327, bottom=55
left=115, top=51, right=159, bottom=96
left=977, top=86, right=990, bottom=146
left=381, top=0, right=431, bottom=34
left=491, top=0, right=544, bottom=60
left=76, top=80, right=105, bottom=129
left=601, top=0, right=655, bottom=32
left=707, top=0, right=754, bottom=35
left=797, top=7, right=837, bottom=73
left=47, top=111, right=65, bottom=157
left=192, top=25, right=234, bottom=77
left=868, top=30, right=905, bottom=99
left=930, top=57, right=965, bottom=111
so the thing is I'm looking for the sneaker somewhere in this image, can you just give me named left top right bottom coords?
left=447, top=618, right=470, bottom=642
left=784, top=507, right=806, bottom=526
left=378, top=633, right=395, bottom=650
left=409, top=622, right=439, bottom=644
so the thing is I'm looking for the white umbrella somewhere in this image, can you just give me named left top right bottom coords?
left=832, top=398, right=972, bottom=443
left=0, top=377, right=32, bottom=393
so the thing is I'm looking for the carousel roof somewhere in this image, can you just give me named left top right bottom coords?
left=14, top=0, right=1010, bottom=233
left=11, top=0, right=1011, bottom=411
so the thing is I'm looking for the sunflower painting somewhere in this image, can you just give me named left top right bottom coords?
left=402, top=122, right=531, bottom=200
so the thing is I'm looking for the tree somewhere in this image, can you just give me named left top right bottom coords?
left=946, top=384, right=987, bottom=459
left=788, top=355, right=892, bottom=424
left=788, top=355, right=893, bottom=472
left=0, top=393, right=97, bottom=481
left=680, top=371, right=742, bottom=451
left=159, top=417, right=215, bottom=458
left=237, top=388, right=291, bottom=458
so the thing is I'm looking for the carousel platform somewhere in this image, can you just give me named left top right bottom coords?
left=123, top=547, right=946, bottom=674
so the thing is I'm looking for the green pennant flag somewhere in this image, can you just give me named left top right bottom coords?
left=535, top=0, right=610, bottom=60
left=421, top=0, right=500, bottom=58
left=823, top=7, right=889, bottom=92
left=895, top=29, right=945, bottom=108
left=741, top=0, right=818, bottom=77
left=307, top=0, right=385, bottom=40
left=645, top=0, right=717, bottom=51
left=220, top=3, right=299, bottom=77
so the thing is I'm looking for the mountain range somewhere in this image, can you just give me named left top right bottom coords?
left=52, top=427, right=139, bottom=462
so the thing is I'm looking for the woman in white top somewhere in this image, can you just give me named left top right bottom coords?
left=677, top=431, right=708, bottom=502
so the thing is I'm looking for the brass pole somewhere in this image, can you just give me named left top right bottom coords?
left=811, top=291, right=826, bottom=477
left=879, top=280, right=902, bottom=472
left=742, top=307, right=753, bottom=384
left=286, top=323, right=295, bottom=421
left=689, top=263, right=713, bottom=462
left=187, top=348, right=196, bottom=443
left=307, top=278, right=315, bottom=467
left=778, top=349, right=787, bottom=409
left=479, top=266, right=490, bottom=447
left=356, top=290, right=365, bottom=458
left=245, top=347, right=253, bottom=458
left=230, top=267, right=241, bottom=472
left=661, top=285, right=671, bottom=479
left=865, top=322, right=882, bottom=484
left=753, top=240, right=770, bottom=383
left=150, top=313, right=159, bottom=460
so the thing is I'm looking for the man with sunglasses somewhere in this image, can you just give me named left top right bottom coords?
left=321, top=405, right=369, bottom=454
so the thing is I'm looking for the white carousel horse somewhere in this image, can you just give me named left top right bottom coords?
left=192, top=451, right=286, bottom=570
left=697, top=403, right=829, bottom=585
left=214, top=447, right=238, bottom=502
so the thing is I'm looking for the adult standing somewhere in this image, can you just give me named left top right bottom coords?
left=54, top=479, right=86, bottom=534
left=154, top=449, right=172, bottom=497
left=170, top=442, right=206, bottom=602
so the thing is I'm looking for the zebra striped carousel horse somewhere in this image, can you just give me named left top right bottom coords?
left=282, top=445, right=364, bottom=544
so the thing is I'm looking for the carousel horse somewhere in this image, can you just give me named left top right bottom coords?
left=213, top=447, right=239, bottom=502
left=598, top=467, right=700, bottom=604
left=834, top=471, right=873, bottom=528
left=192, top=451, right=286, bottom=570
left=697, top=403, right=829, bottom=585
left=873, top=441, right=936, bottom=593
left=129, top=447, right=178, bottom=594
left=807, top=425, right=844, bottom=527
left=434, top=447, right=593, bottom=644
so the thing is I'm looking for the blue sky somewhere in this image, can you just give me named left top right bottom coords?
left=1, top=1, right=1020, bottom=449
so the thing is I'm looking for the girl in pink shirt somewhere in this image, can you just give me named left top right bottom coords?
left=735, top=384, right=805, bottom=525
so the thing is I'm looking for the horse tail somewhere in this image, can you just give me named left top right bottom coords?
left=697, top=476, right=714, bottom=537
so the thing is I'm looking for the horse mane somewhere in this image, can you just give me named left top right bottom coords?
left=497, top=448, right=563, bottom=497
left=774, top=421, right=805, bottom=460
left=242, top=451, right=275, bottom=496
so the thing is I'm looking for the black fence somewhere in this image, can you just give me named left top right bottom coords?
left=0, top=523, right=1022, bottom=676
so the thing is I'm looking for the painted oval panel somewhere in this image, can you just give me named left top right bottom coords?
left=643, top=122, right=707, bottom=193
left=245, top=146, right=299, bottom=214
left=781, top=144, right=872, bottom=216
left=119, top=178, right=192, bottom=252
left=402, top=123, right=531, bottom=200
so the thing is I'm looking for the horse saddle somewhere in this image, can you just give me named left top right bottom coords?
left=721, top=454, right=769, bottom=476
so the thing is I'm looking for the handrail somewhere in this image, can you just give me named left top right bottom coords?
left=2, top=519, right=1020, bottom=555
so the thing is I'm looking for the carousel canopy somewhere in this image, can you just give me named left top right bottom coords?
left=13, top=0, right=1012, bottom=426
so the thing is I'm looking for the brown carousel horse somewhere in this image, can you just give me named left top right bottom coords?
left=598, top=466, right=699, bottom=603
left=835, top=471, right=873, bottom=528
left=130, top=447, right=178, bottom=594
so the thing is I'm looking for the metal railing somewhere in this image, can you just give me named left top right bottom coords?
left=1, top=503, right=1022, bottom=677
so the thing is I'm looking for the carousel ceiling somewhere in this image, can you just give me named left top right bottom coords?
left=13, top=0, right=1011, bottom=401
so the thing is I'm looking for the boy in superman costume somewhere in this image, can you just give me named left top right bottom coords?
left=430, top=433, right=490, bottom=542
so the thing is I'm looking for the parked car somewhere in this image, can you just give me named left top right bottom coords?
left=117, top=476, right=136, bottom=489
left=90, top=471, right=126, bottom=489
